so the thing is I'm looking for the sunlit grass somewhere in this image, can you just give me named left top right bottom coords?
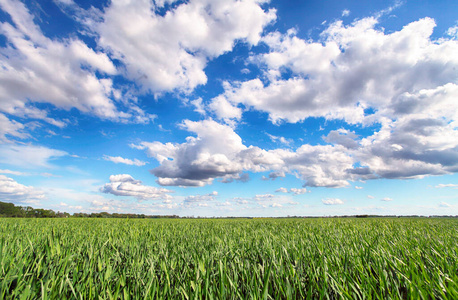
left=1, top=218, right=457, bottom=299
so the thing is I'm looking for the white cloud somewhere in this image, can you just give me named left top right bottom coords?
left=0, top=114, right=29, bottom=142
left=103, top=155, right=147, bottom=166
left=438, top=202, right=451, bottom=208
left=215, top=17, right=458, bottom=126
left=0, top=169, right=29, bottom=176
left=367, top=195, right=375, bottom=199
left=342, top=9, right=350, bottom=17
left=266, top=133, right=292, bottom=146
left=254, top=194, right=275, bottom=201
left=100, top=174, right=173, bottom=201
left=322, top=198, right=344, bottom=205
left=83, top=0, right=276, bottom=94
left=0, top=0, right=152, bottom=123
left=0, top=144, right=67, bottom=169
left=184, top=191, right=218, bottom=206
left=0, top=175, right=45, bottom=204
left=355, top=186, right=363, bottom=189
left=208, top=17, right=458, bottom=182
left=290, top=188, right=307, bottom=195
left=435, top=184, right=458, bottom=188
left=381, top=197, right=393, bottom=202
left=276, top=187, right=306, bottom=195
left=190, top=98, right=206, bottom=115
left=133, top=119, right=354, bottom=187
left=208, top=96, right=242, bottom=124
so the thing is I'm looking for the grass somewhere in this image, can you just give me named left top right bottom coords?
left=1, top=218, right=457, bottom=299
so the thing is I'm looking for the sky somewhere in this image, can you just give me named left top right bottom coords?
left=0, top=0, right=457, bottom=217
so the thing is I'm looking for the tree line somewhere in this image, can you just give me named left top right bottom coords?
left=0, top=201, right=179, bottom=218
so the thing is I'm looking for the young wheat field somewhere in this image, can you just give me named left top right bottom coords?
left=1, top=218, right=457, bottom=299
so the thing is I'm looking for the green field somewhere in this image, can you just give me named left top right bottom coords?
left=1, top=218, right=457, bottom=299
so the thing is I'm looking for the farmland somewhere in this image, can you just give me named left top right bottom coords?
left=1, top=218, right=457, bottom=299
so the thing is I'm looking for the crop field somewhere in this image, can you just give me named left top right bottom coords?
left=1, top=218, right=457, bottom=299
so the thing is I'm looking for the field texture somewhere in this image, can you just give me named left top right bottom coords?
left=1, top=218, right=457, bottom=299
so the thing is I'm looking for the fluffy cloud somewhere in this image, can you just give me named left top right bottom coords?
left=275, top=187, right=307, bottom=195
left=322, top=198, right=344, bottom=205
left=139, top=119, right=358, bottom=187
left=100, top=174, right=173, bottom=201
left=275, top=187, right=288, bottom=193
left=381, top=197, right=393, bottom=202
left=0, top=0, right=153, bottom=124
left=206, top=16, right=458, bottom=182
left=183, top=191, right=218, bottom=206
left=103, top=155, right=147, bottom=166
left=214, top=17, right=458, bottom=125
left=266, top=133, right=292, bottom=146
left=0, top=114, right=29, bottom=142
left=133, top=119, right=355, bottom=187
left=133, top=115, right=458, bottom=187
left=0, top=175, right=45, bottom=204
left=82, top=0, right=276, bottom=94
left=0, top=144, right=67, bottom=169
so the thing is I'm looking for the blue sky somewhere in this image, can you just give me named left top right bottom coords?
left=0, top=0, right=457, bottom=216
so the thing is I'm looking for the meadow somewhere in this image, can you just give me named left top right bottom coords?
left=0, top=218, right=457, bottom=299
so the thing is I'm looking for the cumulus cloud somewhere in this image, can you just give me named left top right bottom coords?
left=0, top=175, right=45, bottom=204
left=206, top=16, right=458, bottom=182
left=103, top=155, right=147, bottom=166
left=0, top=144, right=67, bottom=169
left=275, top=187, right=307, bottom=195
left=77, top=0, right=276, bottom=94
left=215, top=17, right=458, bottom=125
left=275, top=187, right=288, bottom=193
left=133, top=119, right=355, bottom=187
left=323, top=129, right=359, bottom=149
left=0, top=0, right=154, bottom=124
left=262, top=171, right=285, bottom=181
left=100, top=174, right=173, bottom=201
left=290, top=188, right=307, bottom=195
left=322, top=198, right=344, bottom=205
left=381, top=197, right=393, bottom=202
left=183, top=191, right=218, bottom=206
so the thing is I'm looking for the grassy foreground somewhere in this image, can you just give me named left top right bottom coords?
left=1, top=218, right=457, bottom=299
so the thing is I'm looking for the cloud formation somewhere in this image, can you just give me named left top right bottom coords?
left=0, top=144, right=67, bottom=169
left=83, top=0, right=276, bottom=94
left=184, top=191, right=218, bottom=206
left=0, top=0, right=156, bottom=124
left=133, top=119, right=354, bottom=187
left=100, top=174, right=173, bottom=201
left=322, top=198, right=344, bottom=205
left=103, top=155, right=147, bottom=166
left=203, top=16, right=458, bottom=183
left=0, top=175, right=45, bottom=204
left=214, top=17, right=458, bottom=125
